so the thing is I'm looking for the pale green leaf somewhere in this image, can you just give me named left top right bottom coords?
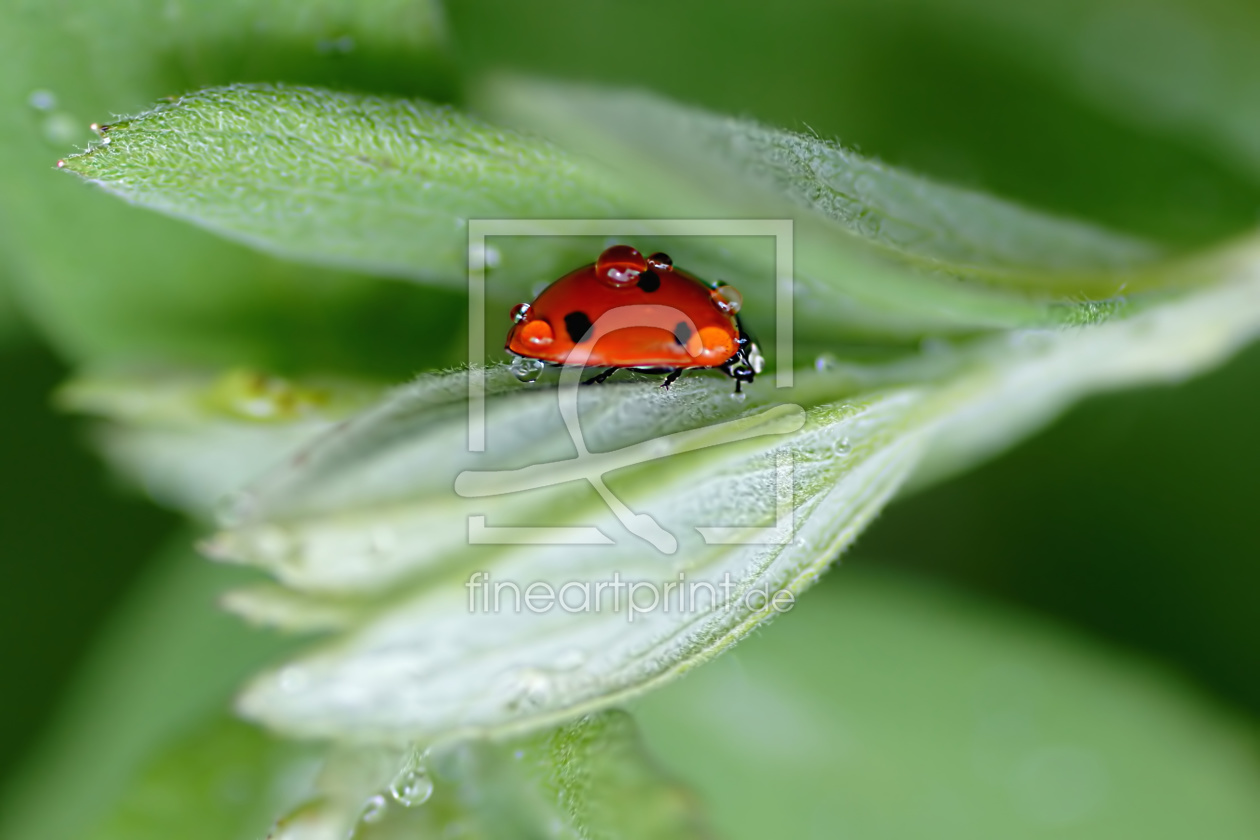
left=58, top=368, right=384, bottom=516
left=217, top=245, right=1260, bottom=743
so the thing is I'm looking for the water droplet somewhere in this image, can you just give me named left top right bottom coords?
left=215, top=489, right=256, bottom=527
left=814, top=353, right=838, bottom=371
left=501, top=667, right=554, bottom=711
left=729, top=390, right=748, bottom=402
left=596, top=244, right=645, bottom=286
left=646, top=251, right=673, bottom=271
left=831, top=437, right=851, bottom=458
left=357, top=794, right=387, bottom=825
left=710, top=283, right=743, bottom=314
left=27, top=90, right=57, bottom=111
left=279, top=665, right=309, bottom=693
left=389, top=752, right=434, bottom=807
left=509, top=302, right=531, bottom=324
left=509, top=356, right=545, bottom=384
left=42, top=113, right=81, bottom=145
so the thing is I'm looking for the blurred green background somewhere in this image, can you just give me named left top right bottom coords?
left=1, top=0, right=1257, bottom=836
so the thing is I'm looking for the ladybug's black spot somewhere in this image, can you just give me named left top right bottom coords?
left=673, top=321, right=693, bottom=347
left=564, top=311, right=594, bottom=343
left=637, top=270, right=660, bottom=292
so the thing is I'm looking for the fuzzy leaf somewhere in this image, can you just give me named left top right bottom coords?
left=0, top=0, right=461, bottom=370
left=219, top=246, right=1260, bottom=743
left=58, top=369, right=383, bottom=516
left=58, top=84, right=621, bottom=286
left=475, top=77, right=1196, bottom=339
left=479, top=78, right=1160, bottom=283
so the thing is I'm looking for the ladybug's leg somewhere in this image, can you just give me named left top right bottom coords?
left=661, top=369, right=684, bottom=389
left=582, top=367, right=620, bottom=386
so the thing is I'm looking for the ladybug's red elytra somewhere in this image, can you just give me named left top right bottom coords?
left=505, top=245, right=764, bottom=391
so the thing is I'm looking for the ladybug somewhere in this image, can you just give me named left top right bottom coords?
left=505, top=245, right=764, bottom=391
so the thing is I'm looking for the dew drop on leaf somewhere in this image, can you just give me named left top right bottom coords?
left=356, top=794, right=388, bottom=826
left=215, top=489, right=257, bottom=528
left=500, top=667, right=554, bottom=712
left=509, top=356, right=545, bottom=383
left=388, top=750, right=434, bottom=807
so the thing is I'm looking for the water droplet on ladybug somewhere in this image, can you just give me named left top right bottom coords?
left=710, top=283, right=743, bottom=315
left=509, top=356, right=544, bottom=383
left=646, top=252, right=673, bottom=271
left=596, top=245, right=646, bottom=286
left=509, top=302, right=530, bottom=324
left=519, top=319, right=553, bottom=348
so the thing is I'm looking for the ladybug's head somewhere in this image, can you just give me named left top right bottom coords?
left=720, top=316, right=765, bottom=391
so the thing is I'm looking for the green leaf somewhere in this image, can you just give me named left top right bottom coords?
left=478, top=78, right=1160, bottom=285
left=71, top=708, right=709, bottom=840
left=472, top=78, right=1207, bottom=338
left=58, top=368, right=384, bottom=516
left=210, top=247, right=1260, bottom=744
left=0, top=0, right=461, bottom=371
left=58, top=84, right=621, bottom=286
left=56, top=79, right=1184, bottom=347
left=87, top=718, right=321, bottom=840
left=542, top=711, right=715, bottom=840
left=634, top=568, right=1260, bottom=839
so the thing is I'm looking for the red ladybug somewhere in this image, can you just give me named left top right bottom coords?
left=505, top=245, right=764, bottom=391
